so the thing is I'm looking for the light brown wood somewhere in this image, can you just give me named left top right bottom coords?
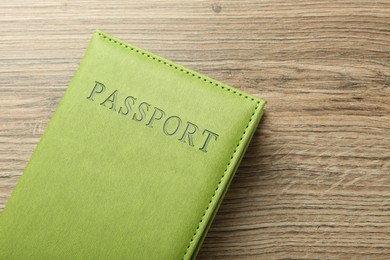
left=1, top=0, right=389, bottom=258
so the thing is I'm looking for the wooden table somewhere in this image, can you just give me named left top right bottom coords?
left=1, top=1, right=389, bottom=259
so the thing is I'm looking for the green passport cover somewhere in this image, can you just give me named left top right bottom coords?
left=0, top=30, right=266, bottom=259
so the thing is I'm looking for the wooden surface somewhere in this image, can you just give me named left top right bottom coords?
left=1, top=0, right=389, bottom=259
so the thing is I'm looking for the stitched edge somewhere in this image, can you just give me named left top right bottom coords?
left=95, top=31, right=262, bottom=259
left=181, top=102, right=260, bottom=259
left=96, top=31, right=261, bottom=103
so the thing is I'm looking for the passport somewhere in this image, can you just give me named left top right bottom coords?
left=0, top=30, right=266, bottom=259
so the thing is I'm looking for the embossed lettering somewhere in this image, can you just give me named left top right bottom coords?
left=119, top=96, right=136, bottom=116
left=100, top=90, right=117, bottom=111
left=163, top=116, right=182, bottom=136
left=87, top=82, right=220, bottom=153
left=87, top=81, right=105, bottom=101
left=146, top=107, right=165, bottom=128
left=179, top=122, right=199, bottom=147
left=132, top=102, right=150, bottom=122
left=199, top=129, right=219, bottom=152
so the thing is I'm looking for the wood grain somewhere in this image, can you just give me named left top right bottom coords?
left=0, top=0, right=389, bottom=259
